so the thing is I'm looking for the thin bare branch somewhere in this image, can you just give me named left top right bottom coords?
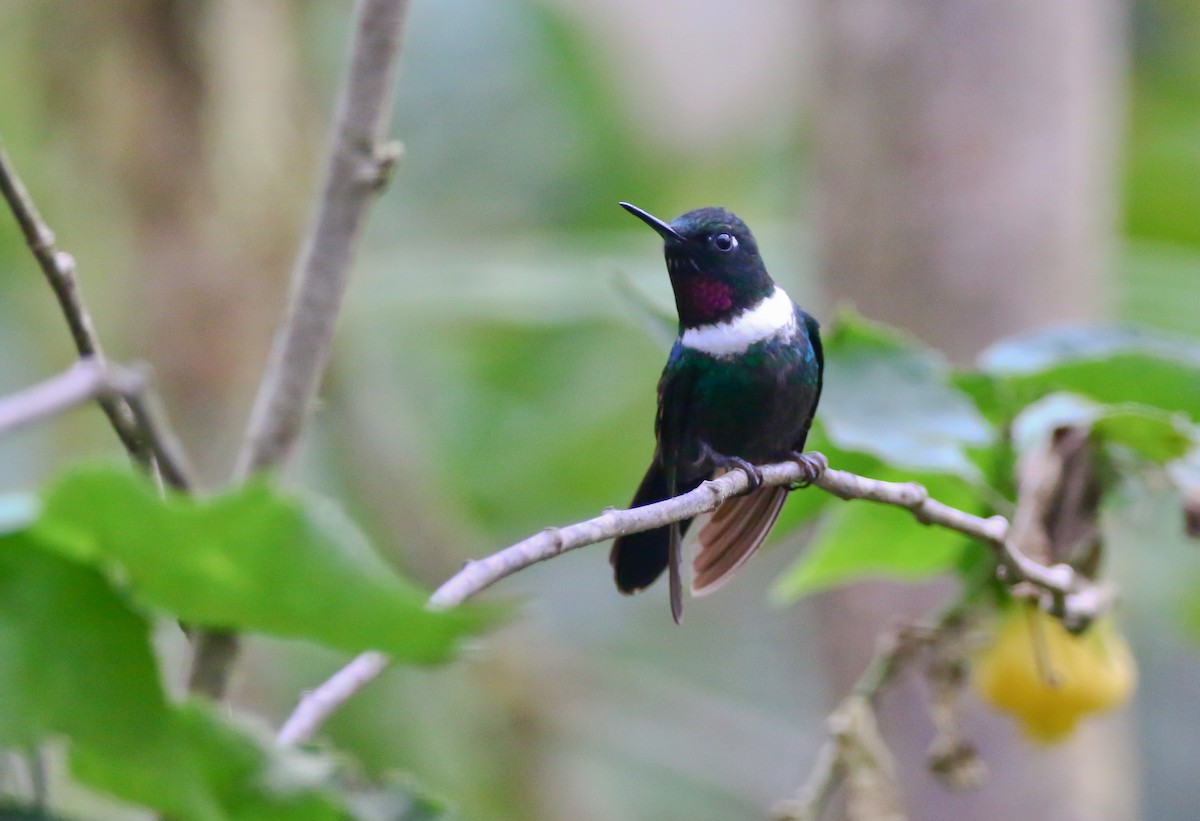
left=0, top=144, right=98, bottom=359
left=0, top=358, right=198, bottom=489
left=277, top=455, right=1110, bottom=745
left=190, top=0, right=414, bottom=700
left=120, top=379, right=197, bottom=491
left=0, top=142, right=195, bottom=491
left=276, top=651, right=389, bottom=746
left=772, top=615, right=964, bottom=821
left=0, top=359, right=138, bottom=435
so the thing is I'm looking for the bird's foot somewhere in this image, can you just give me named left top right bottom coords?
left=722, top=456, right=764, bottom=492
left=788, top=451, right=828, bottom=490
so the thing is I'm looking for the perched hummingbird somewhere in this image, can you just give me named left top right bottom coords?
left=610, top=202, right=824, bottom=623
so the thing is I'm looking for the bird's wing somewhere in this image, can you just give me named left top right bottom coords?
left=693, top=311, right=822, bottom=595
left=691, top=483, right=787, bottom=595
left=795, top=310, right=824, bottom=451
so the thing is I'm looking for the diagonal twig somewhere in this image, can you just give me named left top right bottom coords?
left=276, top=455, right=1110, bottom=746
left=771, top=614, right=963, bottom=821
left=0, top=143, right=195, bottom=492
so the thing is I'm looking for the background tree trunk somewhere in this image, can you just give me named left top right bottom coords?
left=813, top=1, right=1137, bottom=818
left=37, top=0, right=314, bottom=483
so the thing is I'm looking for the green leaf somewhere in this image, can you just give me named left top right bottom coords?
left=0, top=531, right=438, bottom=820
left=1093, top=407, right=1196, bottom=464
left=1012, top=392, right=1196, bottom=465
left=819, top=310, right=994, bottom=478
left=0, top=535, right=222, bottom=819
left=980, top=325, right=1200, bottom=420
left=771, top=473, right=980, bottom=602
left=37, top=467, right=490, bottom=662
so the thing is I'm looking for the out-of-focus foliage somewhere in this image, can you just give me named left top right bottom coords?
left=1122, top=1, right=1200, bottom=339
left=773, top=319, right=1200, bottom=603
left=818, top=312, right=994, bottom=479
left=0, top=469, right=486, bottom=819
left=38, top=468, right=491, bottom=658
left=772, top=469, right=975, bottom=601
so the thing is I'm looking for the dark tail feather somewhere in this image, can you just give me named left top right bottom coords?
left=610, top=462, right=693, bottom=596
left=668, top=520, right=684, bottom=625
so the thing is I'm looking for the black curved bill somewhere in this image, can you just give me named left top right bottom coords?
left=619, top=201, right=682, bottom=240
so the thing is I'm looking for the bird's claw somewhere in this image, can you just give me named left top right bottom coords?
left=725, top=456, right=764, bottom=492
left=788, top=451, right=827, bottom=490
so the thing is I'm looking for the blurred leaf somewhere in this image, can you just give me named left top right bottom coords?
left=1093, top=407, right=1196, bottom=464
left=772, top=472, right=979, bottom=602
left=819, top=310, right=994, bottom=478
left=37, top=467, right=490, bottom=662
left=1012, top=392, right=1194, bottom=461
left=980, top=325, right=1200, bottom=420
left=0, top=532, right=442, bottom=821
left=341, top=776, right=452, bottom=821
left=0, top=534, right=215, bottom=819
left=149, top=705, right=357, bottom=821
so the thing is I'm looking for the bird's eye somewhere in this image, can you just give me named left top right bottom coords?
left=713, top=232, right=737, bottom=252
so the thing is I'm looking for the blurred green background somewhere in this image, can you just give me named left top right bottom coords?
left=0, top=1, right=1198, bottom=819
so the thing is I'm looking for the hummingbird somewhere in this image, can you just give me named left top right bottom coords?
left=610, top=202, right=824, bottom=623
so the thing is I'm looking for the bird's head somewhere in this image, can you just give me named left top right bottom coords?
left=621, top=202, right=774, bottom=328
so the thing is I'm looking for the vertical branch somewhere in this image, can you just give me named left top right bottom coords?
left=188, top=0, right=411, bottom=699
left=234, top=0, right=407, bottom=480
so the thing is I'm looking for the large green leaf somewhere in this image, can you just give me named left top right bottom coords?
left=771, top=472, right=982, bottom=602
left=979, top=326, right=1200, bottom=420
left=0, top=534, right=217, bottom=819
left=36, top=467, right=489, bottom=662
left=818, top=311, right=995, bottom=478
left=0, top=535, right=433, bottom=820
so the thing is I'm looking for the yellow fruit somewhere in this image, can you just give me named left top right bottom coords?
left=972, top=605, right=1136, bottom=743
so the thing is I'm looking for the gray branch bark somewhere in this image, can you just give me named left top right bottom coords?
left=234, top=0, right=407, bottom=480
left=188, top=0, right=412, bottom=700
left=276, top=456, right=1108, bottom=747
left=0, top=142, right=194, bottom=490
left=0, top=358, right=195, bottom=490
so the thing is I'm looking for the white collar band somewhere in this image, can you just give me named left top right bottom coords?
left=680, top=286, right=795, bottom=357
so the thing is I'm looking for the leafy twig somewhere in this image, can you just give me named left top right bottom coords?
left=189, top=0, right=413, bottom=700
left=277, top=456, right=1109, bottom=745
left=0, top=143, right=193, bottom=489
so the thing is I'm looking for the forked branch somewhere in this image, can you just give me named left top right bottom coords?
left=0, top=143, right=194, bottom=490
